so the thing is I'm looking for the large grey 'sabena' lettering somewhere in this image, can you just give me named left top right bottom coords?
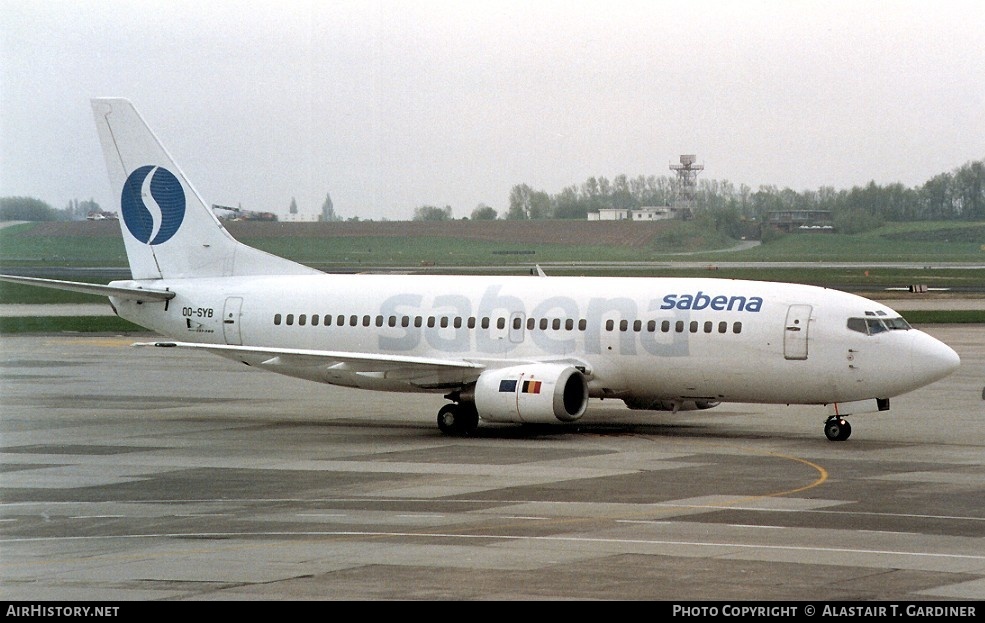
left=376, top=285, right=763, bottom=357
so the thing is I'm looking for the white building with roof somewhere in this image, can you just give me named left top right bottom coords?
left=587, top=206, right=684, bottom=221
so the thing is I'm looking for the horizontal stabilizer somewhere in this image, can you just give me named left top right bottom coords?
left=0, top=274, right=175, bottom=302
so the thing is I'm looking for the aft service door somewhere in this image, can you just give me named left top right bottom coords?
left=223, top=297, right=243, bottom=345
left=783, top=304, right=812, bottom=360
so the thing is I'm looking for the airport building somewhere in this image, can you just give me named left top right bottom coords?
left=587, top=206, right=687, bottom=221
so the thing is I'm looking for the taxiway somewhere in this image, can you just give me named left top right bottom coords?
left=1, top=327, right=983, bottom=600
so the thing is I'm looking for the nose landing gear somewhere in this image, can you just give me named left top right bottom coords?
left=824, top=416, right=852, bottom=441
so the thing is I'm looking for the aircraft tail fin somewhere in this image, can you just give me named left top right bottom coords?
left=91, top=98, right=320, bottom=280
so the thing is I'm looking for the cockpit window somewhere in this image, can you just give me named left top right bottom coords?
left=848, top=316, right=911, bottom=335
left=884, top=316, right=911, bottom=330
left=867, top=319, right=888, bottom=334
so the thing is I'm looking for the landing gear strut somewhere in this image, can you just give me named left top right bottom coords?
left=437, top=402, right=479, bottom=436
left=824, top=416, right=852, bottom=441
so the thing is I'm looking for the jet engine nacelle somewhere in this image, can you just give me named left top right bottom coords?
left=473, top=363, right=588, bottom=424
left=623, top=398, right=721, bottom=412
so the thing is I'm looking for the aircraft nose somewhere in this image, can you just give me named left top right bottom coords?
left=911, top=332, right=960, bottom=385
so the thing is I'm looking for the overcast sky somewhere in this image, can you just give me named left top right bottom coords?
left=2, top=0, right=983, bottom=221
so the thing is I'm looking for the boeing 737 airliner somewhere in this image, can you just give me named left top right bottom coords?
left=0, top=99, right=961, bottom=440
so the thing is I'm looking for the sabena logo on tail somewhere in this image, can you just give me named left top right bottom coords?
left=120, top=165, right=186, bottom=245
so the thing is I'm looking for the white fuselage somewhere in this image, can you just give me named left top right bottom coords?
left=109, top=274, right=958, bottom=406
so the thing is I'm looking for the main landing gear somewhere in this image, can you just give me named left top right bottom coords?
left=437, top=402, right=479, bottom=436
left=824, top=416, right=852, bottom=441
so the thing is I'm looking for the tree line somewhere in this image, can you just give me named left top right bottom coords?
left=485, top=159, right=985, bottom=234
left=4, top=160, right=982, bottom=230
left=0, top=197, right=106, bottom=222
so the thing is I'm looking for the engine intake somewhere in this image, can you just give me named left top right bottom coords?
left=474, top=364, right=588, bottom=424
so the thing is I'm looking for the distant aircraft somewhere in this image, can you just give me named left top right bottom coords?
left=0, top=99, right=961, bottom=440
left=85, top=210, right=118, bottom=221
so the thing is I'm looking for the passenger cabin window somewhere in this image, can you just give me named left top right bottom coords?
left=273, top=309, right=753, bottom=337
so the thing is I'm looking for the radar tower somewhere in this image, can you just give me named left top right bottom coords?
left=670, top=154, right=703, bottom=219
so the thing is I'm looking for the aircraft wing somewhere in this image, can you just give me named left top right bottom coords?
left=134, top=341, right=487, bottom=388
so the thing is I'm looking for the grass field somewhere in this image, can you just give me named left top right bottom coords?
left=0, top=316, right=143, bottom=334
left=5, top=219, right=983, bottom=268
